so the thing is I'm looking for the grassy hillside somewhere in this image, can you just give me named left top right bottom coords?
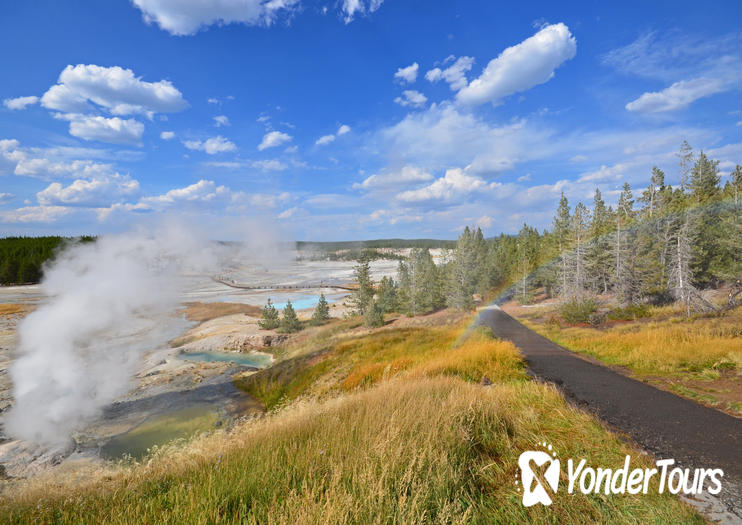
left=510, top=302, right=742, bottom=415
left=0, top=316, right=701, bottom=524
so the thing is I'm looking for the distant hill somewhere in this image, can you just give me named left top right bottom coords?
left=296, top=238, right=456, bottom=251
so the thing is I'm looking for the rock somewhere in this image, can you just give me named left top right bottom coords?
left=260, top=335, right=286, bottom=348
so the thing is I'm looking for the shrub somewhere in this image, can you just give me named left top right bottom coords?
left=606, top=304, right=650, bottom=321
left=559, top=298, right=598, bottom=325
left=363, top=299, right=385, bottom=328
left=646, top=290, right=675, bottom=306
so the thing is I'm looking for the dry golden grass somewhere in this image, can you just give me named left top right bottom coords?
left=0, top=314, right=703, bottom=523
left=521, top=307, right=742, bottom=377
left=1, top=378, right=700, bottom=524
left=237, top=321, right=524, bottom=409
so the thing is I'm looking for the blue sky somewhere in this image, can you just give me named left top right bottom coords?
left=1, top=1, right=741, bottom=240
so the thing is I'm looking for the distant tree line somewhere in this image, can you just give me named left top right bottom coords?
left=0, top=236, right=95, bottom=285
left=296, top=247, right=404, bottom=262
left=297, top=238, right=457, bottom=251
left=348, top=226, right=495, bottom=325
left=348, top=141, right=742, bottom=319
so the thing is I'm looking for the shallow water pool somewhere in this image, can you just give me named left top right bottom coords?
left=100, top=405, right=220, bottom=460
left=270, top=292, right=346, bottom=310
left=182, top=350, right=273, bottom=368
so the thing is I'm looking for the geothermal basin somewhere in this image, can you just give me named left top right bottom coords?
left=0, top=256, right=398, bottom=476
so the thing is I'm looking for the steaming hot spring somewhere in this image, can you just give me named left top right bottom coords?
left=0, top=230, right=397, bottom=478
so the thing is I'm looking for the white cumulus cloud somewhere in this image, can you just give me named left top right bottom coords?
left=394, top=90, right=428, bottom=108
left=3, top=96, right=39, bottom=110
left=380, top=103, right=550, bottom=177
left=456, top=23, right=577, bottom=106
left=316, top=124, right=351, bottom=146
left=425, top=56, right=474, bottom=91
left=142, top=179, right=227, bottom=205
left=131, top=0, right=300, bottom=36
left=258, top=130, right=292, bottom=150
left=57, top=114, right=145, bottom=145
left=397, top=168, right=498, bottom=204
left=160, top=130, right=176, bottom=140
left=0, top=139, right=122, bottom=180
left=354, top=165, right=433, bottom=190
left=37, top=173, right=140, bottom=207
left=341, top=0, right=384, bottom=23
left=41, top=64, right=187, bottom=116
left=0, top=205, right=70, bottom=224
left=316, top=134, right=335, bottom=146
left=394, top=62, right=419, bottom=84
left=183, top=135, right=237, bottom=154
left=213, top=115, right=230, bottom=127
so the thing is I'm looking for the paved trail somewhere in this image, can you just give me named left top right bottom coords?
left=477, top=305, right=742, bottom=518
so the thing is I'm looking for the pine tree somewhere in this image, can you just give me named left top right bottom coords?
left=446, top=227, right=477, bottom=310
left=586, top=188, right=613, bottom=294
left=640, top=166, right=666, bottom=219
left=690, top=152, right=723, bottom=284
left=720, top=165, right=742, bottom=277
left=516, top=224, right=538, bottom=302
left=731, top=165, right=742, bottom=206
left=690, top=151, right=721, bottom=204
left=472, top=226, right=491, bottom=295
left=636, top=167, right=668, bottom=293
left=396, top=260, right=412, bottom=314
left=258, top=298, right=280, bottom=330
left=350, top=258, right=374, bottom=315
left=376, top=276, right=397, bottom=313
left=678, top=140, right=694, bottom=192
left=614, top=183, right=637, bottom=303
left=310, top=293, right=330, bottom=326
left=363, top=299, right=385, bottom=328
left=280, top=300, right=301, bottom=333
left=408, top=248, right=438, bottom=314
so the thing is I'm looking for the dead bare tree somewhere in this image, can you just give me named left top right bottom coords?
left=668, top=216, right=695, bottom=316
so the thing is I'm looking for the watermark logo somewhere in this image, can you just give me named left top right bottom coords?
left=517, top=442, right=560, bottom=507
left=516, top=443, right=724, bottom=507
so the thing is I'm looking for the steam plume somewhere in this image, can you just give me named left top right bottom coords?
left=4, top=222, right=217, bottom=445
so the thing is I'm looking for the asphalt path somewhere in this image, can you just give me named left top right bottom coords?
left=476, top=305, right=742, bottom=517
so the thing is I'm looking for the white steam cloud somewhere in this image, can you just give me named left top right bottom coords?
left=4, top=222, right=220, bottom=445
